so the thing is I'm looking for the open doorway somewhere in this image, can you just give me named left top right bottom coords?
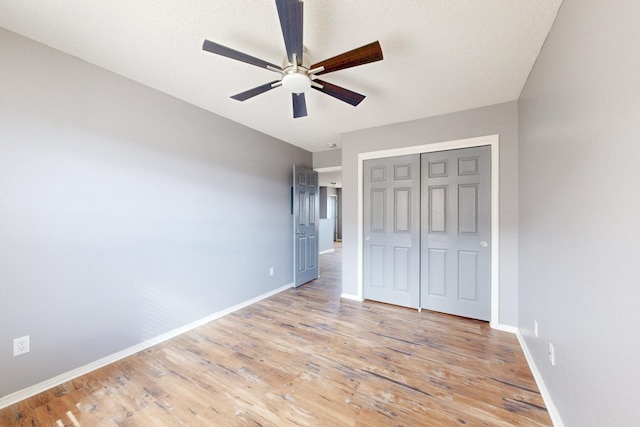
left=317, top=169, right=342, bottom=253
left=329, top=194, right=339, bottom=242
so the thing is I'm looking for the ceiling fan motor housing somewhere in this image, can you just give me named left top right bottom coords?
left=282, top=67, right=312, bottom=93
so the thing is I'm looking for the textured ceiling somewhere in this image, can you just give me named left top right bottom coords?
left=0, top=1, right=561, bottom=152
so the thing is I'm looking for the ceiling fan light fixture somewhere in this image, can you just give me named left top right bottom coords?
left=282, top=72, right=312, bottom=93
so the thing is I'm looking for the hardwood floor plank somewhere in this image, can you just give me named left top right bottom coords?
left=0, top=243, right=551, bottom=426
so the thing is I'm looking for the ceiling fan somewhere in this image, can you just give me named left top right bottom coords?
left=202, top=0, right=383, bottom=118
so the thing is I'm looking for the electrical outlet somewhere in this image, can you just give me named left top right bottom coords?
left=534, top=320, right=539, bottom=337
left=13, top=335, right=30, bottom=357
left=548, top=342, right=555, bottom=366
left=269, top=267, right=274, bottom=276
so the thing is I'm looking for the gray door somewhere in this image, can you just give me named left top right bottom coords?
left=363, top=155, right=420, bottom=308
left=294, top=165, right=319, bottom=287
left=421, top=146, right=491, bottom=321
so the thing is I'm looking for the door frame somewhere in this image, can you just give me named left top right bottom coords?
left=356, top=134, right=501, bottom=328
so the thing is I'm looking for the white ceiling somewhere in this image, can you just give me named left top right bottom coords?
left=0, top=1, right=562, bottom=153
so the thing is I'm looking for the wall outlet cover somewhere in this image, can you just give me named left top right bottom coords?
left=13, top=335, right=30, bottom=357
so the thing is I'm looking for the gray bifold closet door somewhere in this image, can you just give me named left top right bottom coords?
left=363, top=146, right=491, bottom=321
left=363, top=155, right=421, bottom=308
left=421, top=146, right=491, bottom=321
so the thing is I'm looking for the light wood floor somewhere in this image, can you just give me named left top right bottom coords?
left=0, top=244, right=551, bottom=426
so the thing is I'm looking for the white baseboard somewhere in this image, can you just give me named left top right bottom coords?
left=0, top=282, right=294, bottom=410
left=516, top=331, right=565, bottom=427
left=491, top=323, right=518, bottom=333
left=319, top=248, right=335, bottom=255
left=340, top=293, right=363, bottom=301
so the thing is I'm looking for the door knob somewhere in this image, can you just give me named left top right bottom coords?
left=480, top=241, right=488, bottom=247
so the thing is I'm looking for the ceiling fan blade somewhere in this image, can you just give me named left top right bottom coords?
left=292, top=93, right=307, bottom=118
left=311, top=41, right=383, bottom=76
left=203, top=39, right=282, bottom=71
left=312, top=79, right=366, bottom=106
left=231, top=80, right=281, bottom=101
left=275, top=0, right=304, bottom=65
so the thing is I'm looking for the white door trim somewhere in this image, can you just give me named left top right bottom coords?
left=357, top=134, right=501, bottom=328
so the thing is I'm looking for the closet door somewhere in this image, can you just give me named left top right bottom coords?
left=363, top=155, right=420, bottom=308
left=421, top=146, right=491, bottom=321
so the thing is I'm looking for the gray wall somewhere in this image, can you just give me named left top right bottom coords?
left=342, top=101, right=519, bottom=326
left=0, top=28, right=310, bottom=398
left=312, top=149, right=342, bottom=169
left=318, top=219, right=335, bottom=254
left=518, top=0, right=640, bottom=425
left=318, top=186, right=338, bottom=220
left=319, top=187, right=328, bottom=219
